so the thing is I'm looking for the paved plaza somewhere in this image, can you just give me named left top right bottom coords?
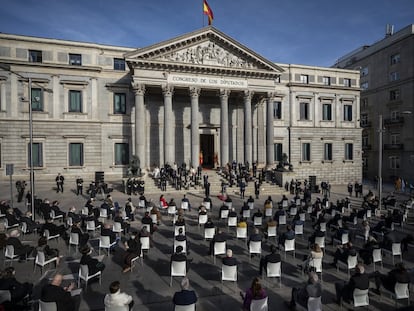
left=1, top=174, right=413, bottom=311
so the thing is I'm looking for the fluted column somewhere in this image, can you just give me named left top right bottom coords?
left=190, top=87, right=200, bottom=168
left=163, top=84, right=174, bottom=165
left=266, top=93, right=275, bottom=165
left=220, top=89, right=230, bottom=167
left=244, top=90, right=253, bottom=165
left=133, top=83, right=146, bottom=168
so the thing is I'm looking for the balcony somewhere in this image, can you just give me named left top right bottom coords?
left=383, top=144, right=404, bottom=150
left=360, top=121, right=371, bottom=128
left=384, top=117, right=404, bottom=126
left=362, top=145, right=372, bottom=150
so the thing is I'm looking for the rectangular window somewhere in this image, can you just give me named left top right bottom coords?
left=114, top=58, right=125, bottom=71
left=69, top=90, right=82, bottom=112
left=324, top=143, right=332, bottom=161
left=362, top=135, right=368, bottom=147
left=361, top=98, right=368, bottom=108
left=31, top=88, right=43, bottom=111
left=361, top=82, right=368, bottom=90
left=389, top=156, right=400, bottom=169
left=322, top=76, right=331, bottom=86
left=302, top=143, right=311, bottom=161
left=29, top=50, right=42, bottom=63
left=343, top=78, right=351, bottom=87
left=322, top=103, right=332, bottom=121
left=389, top=72, right=400, bottom=82
left=390, top=110, right=400, bottom=120
left=390, top=134, right=400, bottom=145
left=362, top=158, right=368, bottom=170
left=344, top=105, right=352, bottom=121
left=361, top=67, right=368, bottom=76
left=361, top=114, right=368, bottom=126
left=115, top=143, right=129, bottom=165
left=390, top=53, right=400, bottom=65
left=69, top=143, right=84, bottom=166
left=273, top=101, right=282, bottom=120
left=345, top=143, right=353, bottom=160
left=300, top=75, right=309, bottom=84
left=69, top=53, right=82, bottom=66
left=114, top=93, right=126, bottom=114
left=274, top=143, right=282, bottom=162
left=28, top=142, right=43, bottom=167
left=389, top=89, right=400, bottom=100
left=299, top=102, right=310, bottom=120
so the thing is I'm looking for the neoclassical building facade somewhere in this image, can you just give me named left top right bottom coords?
left=0, top=27, right=362, bottom=183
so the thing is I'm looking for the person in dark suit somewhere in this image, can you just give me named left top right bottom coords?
left=5, top=208, right=19, bottom=227
left=41, top=273, right=80, bottom=311
left=249, top=228, right=262, bottom=243
left=279, top=224, right=295, bottom=246
left=41, top=218, right=68, bottom=240
left=80, top=245, right=105, bottom=275
left=51, top=200, right=66, bottom=220
left=335, top=263, right=369, bottom=304
left=171, top=245, right=190, bottom=271
left=209, top=229, right=226, bottom=255
left=173, top=277, right=197, bottom=307
left=0, top=266, right=33, bottom=304
left=373, top=262, right=411, bottom=294
left=6, top=229, right=34, bottom=260
left=76, top=176, right=83, bottom=196
left=68, top=206, right=82, bottom=225
left=259, top=245, right=281, bottom=275
left=55, top=173, right=65, bottom=193
left=287, top=271, right=322, bottom=309
left=70, top=221, right=89, bottom=248
left=332, top=242, right=357, bottom=267
left=101, top=223, right=117, bottom=244
left=222, top=249, right=237, bottom=266
left=122, top=232, right=142, bottom=273
left=20, top=211, right=41, bottom=233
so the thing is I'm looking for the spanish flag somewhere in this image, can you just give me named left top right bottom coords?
left=203, top=0, right=214, bottom=25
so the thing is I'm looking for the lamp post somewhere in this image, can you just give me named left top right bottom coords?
left=378, top=114, right=383, bottom=212
left=28, top=77, right=35, bottom=221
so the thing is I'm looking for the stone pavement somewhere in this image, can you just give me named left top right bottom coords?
left=1, top=175, right=413, bottom=311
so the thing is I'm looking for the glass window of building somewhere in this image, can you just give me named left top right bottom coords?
left=324, top=143, right=332, bottom=161
left=361, top=98, right=368, bottom=109
left=322, top=103, right=332, bottom=121
left=362, top=135, right=368, bottom=147
left=389, top=89, right=400, bottom=100
left=360, top=67, right=368, bottom=76
left=345, top=143, right=353, bottom=160
left=274, top=143, right=282, bottom=162
left=299, top=102, right=310, bottom=120
left=29, top=50, right=42, bottom=63
left=114, top=93, right=126, bottom=114
left=390, top=133, right=400, bottom=145
left=361, top=81, right=368, bottom=90
left=114, top=58, right=125, bottom=71
left=343, top=78, right=351, bottom=87
left=343, top=105, right=352, bottom=121
left=390, top=110, right=400, bottom=120
left=69, top=90, right=82, bottom=112
left=389, top=72, right=400, bottom=82
left=69, top=53, right=82, bottom=66
left=115, top=143, right=129, bottom=165
left=361, top=114, right=368, bottom=126
left=28, top=142, right=43, bottom=167
left=302, top=143, right=311, bottom=161
left=390, top=53, right=400, bottom=65
left=389, top=156, right=400, bottom=169
left=31, top=88, right=43, bottom=111
left=300, top=74, right=309, bottom=84
left=273, top=101, right=282, bottom=119
left=69, top=143, right=84, bottom=166
left=322, top=76, right=331, bottom=86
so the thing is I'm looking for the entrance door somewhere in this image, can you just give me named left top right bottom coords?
left=200, top=134, right=214, bottom=168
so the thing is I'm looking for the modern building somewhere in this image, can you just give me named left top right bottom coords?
left=0, top=27, right=361, bottom=184
left=335, top=24, right=414, bottom=184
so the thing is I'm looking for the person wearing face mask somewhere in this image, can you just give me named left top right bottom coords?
left=122, top=231, right=142, bottom=273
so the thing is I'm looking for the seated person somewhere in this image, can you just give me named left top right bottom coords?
left=204, top=217, right=215, bottom=229
left=335, top=264, right=369, bottom=304
left=20, top=211, right=41, bottom=233
left=332, top=242, right=357, bottom=267
left=209, top=229, right=226, bottom=255
left=36, top=236, right=60, bottom=265
left=278, top=224, right=295, bottom=246
left=6, top=229, right=34, bottom=260
left=67, top=206, right=82, bottom=225
left=51, top=200, right=66, bottom=220
left=41, top=273, right=80, bottom=311
left=70, top=221, right=89, bottom=248
left=41, top=218, right=68, bottom=241
left=240, top=277, right=267, bottom=311
left=222, top=249, right=237, bottom=266
left=104, top=281, right=134, bottom=310
left=123, top=231, right=142, bottom=273
left=237, top=217, right=248, bottom=228
left=0, top=266, right=33, bottom=305
left=5, top=209, right=19, bottom=227
left=113, top=212, right=130, bottom=234
left=249, top=228, right=262, bottom=243
left=358, top=236, right=379, bottom=265
left=373, top=262, right=411, bottom=294
left=299, top=243, right=323, bottom=272
left=252, top=208, right=263, bottom=220
left=101, top=223, right=117, bottom=244
left=171, top=245, right=190, bottom=271
left=259, top=245, right=281, bottom=275
left=173, top=277, right=197, bottom=307
left=80, top=245, right=105, bottom=275
left=287, top=271, right=321, bottom=310
left=142, top=212, right=156, bottom=233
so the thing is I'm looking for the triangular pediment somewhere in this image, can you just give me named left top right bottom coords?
left=125, top=26, right=283, bottom=77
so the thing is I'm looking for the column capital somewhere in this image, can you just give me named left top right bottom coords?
left=132, top=83, right=146, bottom=95
left=219, top=89, right=231, bottom=99
left=162, top=84, right=174, bottom=97
left=189, top=86, right=201, bottom=98
left=267, top=91, right=275, bottom=99
left=244, top=90, right=254, bottom=101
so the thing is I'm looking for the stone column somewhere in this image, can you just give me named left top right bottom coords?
left=133, top=83, right=146, bottom=168
left=244, top=90, right=253, bottom=165
left=163, top=84, right=174, bottom=165
left=190, top=87, right=200, bottom=168
left=220, top=89, right=230, bottom=167
left=266, top=93, right=275, bottom=165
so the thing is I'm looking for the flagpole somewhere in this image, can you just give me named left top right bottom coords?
left=202, top=0, right=205, bottom=27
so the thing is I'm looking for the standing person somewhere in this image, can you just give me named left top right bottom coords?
left=173, top=277, right=198, bottom=307
left=240, top=277, right=267, bottom=311
left=76, top=176, right=83, bottom=196
left=240, top=180, right=246, bottom=199
left=254, top=179, right=260, bottom=199
left=41, top=273, right=81, bottom=311
left=104, top=281, right=134, bottom=310
left=347, top=182, right=353, bottom=197
left=55, top=173, right=65, bottom=193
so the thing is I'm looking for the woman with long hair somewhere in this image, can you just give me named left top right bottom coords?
left=240, top=277, right=267, bottom=310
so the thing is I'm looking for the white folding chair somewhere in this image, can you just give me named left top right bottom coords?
left=308, top=257, right=323, bottom=281
left=174, top=239, right=187, bottom=254
left=265, top=208, right=273, bottom=218
left=39, top=300, right=58, bottom=311
left=81, top=207, right=89, bottom=216
left=337, top=255, right=357, bottom=277
left=372, top=248, right=383, bottom=270
left=282, top=201, right=288, bottom=209
left=227, top=216, right=237, bottom=231
left=112, top=222, right=123, bottom=235
left=299, top=213, right=306, bottom=222
left=249, top=241, right=262, bottom=260
left=198, top=214, right=208, bottom=227
left=130, top=251, right=143, bottom=272
left=138, top=199, right=146, bottom=209
left=86, top=221, right=101, bottom=236
left=253, top=216, right=263, bottom=227
left=294, top=224, right=304, bottom=238
left=243, top=209, right=251, bottom=219
left=34, top=250, right=58, bottom=274
left=203, top=201, right=211, bottom=210
left=174, top=303, right=196, bottom=311
left=69, top=232, right=79, bottom=253
left=248, top=202, right=254, bottom=210
left=305, top=296, right=322, bottom=311
left=250, top=297, right=268, bottom=311
left=314, top=236, right=325, bottom=251
left=382, top=242, right=402, bottom=265
left=352, top=288, right=369, bottom=308
left=213, top=241, right=226, bottom=264
left=181, top=201, right=189, bottom=211
left=278, top=215, right=286, bottom=225
left=168, top=205, right=177, bottom=219
left=333, top=233, right=349, bottom=246
left=170, top=260, right=186, bottom=286
left=266, top=262, right=282, bottom=288
left=319, top=222, right=326, bottom=233
left=99, top=235, right=117, bottom=255
left=43, top=229, right=60, bottom=244
left=0, top=290, right=11, bottom=304
left=204, top=227, right=215, bottom=240
left=78, top=264, right=102, bottom=289
left=105, top=305, right=129, bottom=311
left=140, top=236, right=150, bottom=257
left=267, top=226, right=277, bottom=239
left=224, top=201, right=232, bottom=209
left=49, top=210, right=63, bottom=222
left=283, top=239, right=295, bottom=259
left=99, top=208, right=108, bottom=221
left=289, top=207, right=298, bottom=217
left=174, top=225, right=185, bottom=237
left=142, top=223, right=151, bottom=233
left=4, top=245, right=19, bottom=265
left=236, top=227, right=247, bottom=243
left=150, top=214, right=158, bottom=224
left=221, top=264, right=237, bottom=283
left=220, top=209, right=229, bottom=220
